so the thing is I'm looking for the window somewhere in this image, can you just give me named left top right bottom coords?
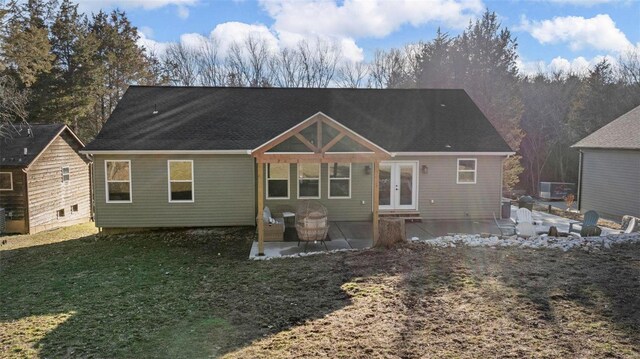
left=105, top=160, right=132, bottom=202
left=168, top=160, right=194, bottom=202
left=266, top=163, right=289, bottom=199
left=61, top=166, right=70, bottom=183
left=328, top=163, right=351, bottom=198
left=0, top=172, right=12, bottom=191
left=457, top=158, right=477, bottom=184
left=57, top=209, right=65, bottom=218
left=70, top=204, right=78, bottom=213
left=298, top=163, right=320, bottom=199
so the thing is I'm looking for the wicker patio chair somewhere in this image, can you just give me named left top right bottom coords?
left=295, top=200, right=329, bottom=250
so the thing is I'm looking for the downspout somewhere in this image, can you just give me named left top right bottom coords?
left=21, top=168, right=30, bottom=234
left=577, top=150, right=583, bottom=212
left=84, top=154, right=95, bottom=224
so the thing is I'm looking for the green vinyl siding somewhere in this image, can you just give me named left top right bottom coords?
left=393, top=155, right=504, bottom=219
left=264, top=163, right=373, bottom=221
left=93, top=154, right=255, bottom=228
left=580, top=149, right=640, bottom=219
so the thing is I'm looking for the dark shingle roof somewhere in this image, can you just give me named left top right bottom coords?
left=0, top=124, right=66, bottom=167
left=573, top=105, right=640, bottom=150
left=84, top=86, right=512, bottom=153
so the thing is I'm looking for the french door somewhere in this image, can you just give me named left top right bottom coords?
left=379, top=161, right=418, bottom=210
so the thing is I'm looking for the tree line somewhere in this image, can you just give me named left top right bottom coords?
left=1, top=0, right=639, bottom=193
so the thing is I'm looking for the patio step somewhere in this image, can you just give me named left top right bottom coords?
left=379, top=211, right=423, bottom=222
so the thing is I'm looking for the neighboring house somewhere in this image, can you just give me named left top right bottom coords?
left=0, top=124, right=91, bottom=234
left=573, top=105, right=640, bottom=220
left=82, top=86, right=513, bottom=251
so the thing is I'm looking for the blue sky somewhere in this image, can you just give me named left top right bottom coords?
left=78, top=0, right=640, bottom=74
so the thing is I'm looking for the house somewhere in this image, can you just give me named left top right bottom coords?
left=572, top=105, right=640, bottom=220
left=82, top=86, right=513, bottom=253
left=0, top=124, right=91, bottom=234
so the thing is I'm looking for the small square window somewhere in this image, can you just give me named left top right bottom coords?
left=266, top=163, right=290, bottom=199
left=0, top=172, right=13, bottom=191
left=70, top=204, right=78, bottom=213
left=456, top=158, right=477, bottom=184
left=61, top=167, right=70, bottom=183
left=57, top=209, right=65, bottom=218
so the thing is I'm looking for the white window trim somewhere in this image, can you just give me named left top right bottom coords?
left=167, top=160, right=195, bottom=203
left=61, top=166, right=70, bottom=183
left=266, top=163, right=290, bottom=200
left=0, top=172, right=13, bottom=191
left=328, top=163, right=351, bottom=199
left=456, top=158, right=477, bottom=184
left=105, top=160, right=132, bottom=203
left=297, top=163, right=321, bottom=199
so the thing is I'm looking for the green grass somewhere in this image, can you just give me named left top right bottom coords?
left=1, top=224, right=639, bottom=358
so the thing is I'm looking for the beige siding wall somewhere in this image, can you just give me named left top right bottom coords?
left=92, top=154, right=505, bottom=227
left=264, top=163, right=373, bottom=221
left=93, top=154, right=255, bottom=228
left=580, top=149, right=640, bottom=219
left=263, top=156, right=504, bottom=221
left=393, top=155, right=504, bottom=220
left=0, top=168, right=28, bottom=233
left=27, top=132, right=91, bottom=233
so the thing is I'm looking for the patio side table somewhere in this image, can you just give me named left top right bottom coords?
left=282, top=211, right=296, bottom=228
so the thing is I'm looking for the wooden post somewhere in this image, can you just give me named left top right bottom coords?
left=372, top=161, right=380, bottom=245
left=257, top=161, right=265, bottom=256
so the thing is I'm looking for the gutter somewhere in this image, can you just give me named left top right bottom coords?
left=79, top=150, right=253, bottom=155
left=391, top=151, right=515, bottom=157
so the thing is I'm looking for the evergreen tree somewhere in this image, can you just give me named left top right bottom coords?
left=30, top=0, right=99, bottom=129
left=88, top=10, right=154, bottom=138
left=1, top=0, right=55, bottom=87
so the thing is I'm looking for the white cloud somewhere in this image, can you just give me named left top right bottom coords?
left=519, top=14, right=634, bottom=53
left=176, top=5, right=190, bottom=19
left=77, top=0, right=197, bottom=10
left=542, top=0, right=623, bottom=6
left=139, top=26, right=154, bottom=38
left=76, top=0, right=197, bottom=19
left=260, top=0, right=484, bottom=39
left=137, top=31, right=170, bottom=54
left=210, top=22, right=280, bottom=53
left=518, top=54, right=619, bottom=76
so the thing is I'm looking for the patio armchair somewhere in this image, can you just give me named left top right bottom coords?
left=623, top=217, right=637, bottom=234
left=295, top=200, right=329, bottom=250
left=515, top=208, right=538, bottom=225
left=493, top=212, right=516, bottom=237
left=569, top=210, right=599, bottom=235
left=257, top=206, right=285, bottom=241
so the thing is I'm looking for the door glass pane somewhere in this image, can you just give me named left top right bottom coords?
left=399, top=165, right=413, bottom=206
left=379, top=164, right=391, bottom=206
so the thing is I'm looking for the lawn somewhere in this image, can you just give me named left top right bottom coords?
left=1, top=224, right=639, bottom=358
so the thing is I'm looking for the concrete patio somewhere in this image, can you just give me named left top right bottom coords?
left=249, top=207, right=621, bottom=258
left=249, top=219, right=503, bottom=258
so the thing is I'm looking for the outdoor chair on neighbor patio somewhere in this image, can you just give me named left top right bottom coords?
left=494, top=212, right=517, bottom=237
left=569, top=210, right=599, bottom=235
left=515, top=208, right=538, bottom=225
left=295, top=200, right=329, bottom=251
left=623, top=217, right=637, bottom=234
left=257, top=206, right=285, bottom=241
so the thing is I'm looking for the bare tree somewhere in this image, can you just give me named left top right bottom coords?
left=336, top=61, right=368, bottom=88
left=226, top=35, right=274, bottom=87
left=271, top=47, right=304, bottom=87
left=297, top=38, right=340, bottom=88
left=0, top=74, right=29, bottom=139
left=164, top=42, right=200, bottom=86
left=369, top=49, right=407, bottom=88
left=197, top=39, right=226, bottom=86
